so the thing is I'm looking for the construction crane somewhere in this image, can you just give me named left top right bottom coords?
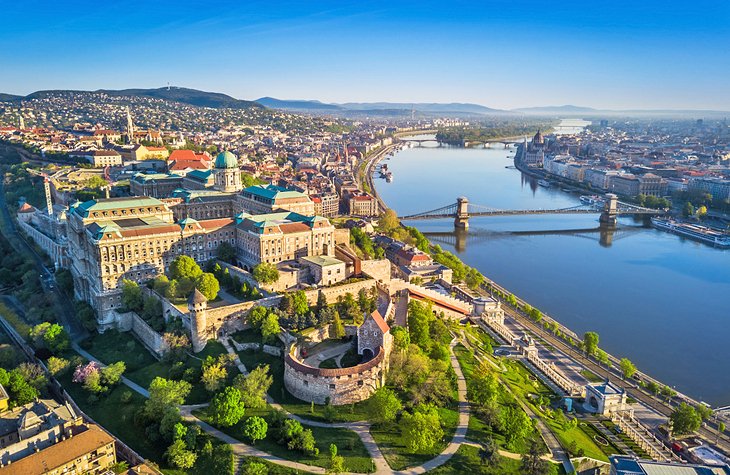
left=26, top=168, right=54, bottom=215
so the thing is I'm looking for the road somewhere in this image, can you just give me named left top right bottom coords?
left=0, top=178, right=86, bottom=340
left=483, top=282, right=730, bottom=454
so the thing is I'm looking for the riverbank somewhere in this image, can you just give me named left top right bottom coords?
left=372, top=138, right=730, bottom=409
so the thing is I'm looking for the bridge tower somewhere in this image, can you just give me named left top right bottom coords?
left=454, top=196, right=469, bottom=230
left=600, top=193, right=619, bottom=227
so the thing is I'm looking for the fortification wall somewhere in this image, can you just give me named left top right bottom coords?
left=116, top=310, right=168, bottom=357
left=284, top=346, right=386, bottom=405
left=302, top=279, right=376, bottom=306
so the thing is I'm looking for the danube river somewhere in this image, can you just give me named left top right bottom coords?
left=375, top=136, right=730, bottom=406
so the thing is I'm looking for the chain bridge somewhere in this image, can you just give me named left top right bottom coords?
left=398, top=194, right=665, bottom=229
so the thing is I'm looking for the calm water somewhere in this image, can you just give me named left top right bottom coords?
left=376, top=137, right=730, bottom=406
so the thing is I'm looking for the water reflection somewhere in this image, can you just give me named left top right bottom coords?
left=423, top=225, right=630, bottom=252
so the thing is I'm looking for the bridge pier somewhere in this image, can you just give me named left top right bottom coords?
left=600, top=193, right=619, bottom=227
left=454, top=196, right=469, bottom=229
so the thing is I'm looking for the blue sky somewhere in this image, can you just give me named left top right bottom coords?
left=1, top=0, right=729, bottom=109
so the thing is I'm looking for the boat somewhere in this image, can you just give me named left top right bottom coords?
left=580, top=195, right=602, bottom=205
left=537, top=179, right=550, bottom=187
left=651, top=218, right=730, bottom=248
left=385, top=172, right=393, bottom=183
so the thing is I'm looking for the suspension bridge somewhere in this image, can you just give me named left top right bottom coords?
left=398, top=194, right=665, bottom=229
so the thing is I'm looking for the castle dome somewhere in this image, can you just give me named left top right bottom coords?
left=533, top=130, right=544, bottom=145
left=214, top=150, right=238, bottom=169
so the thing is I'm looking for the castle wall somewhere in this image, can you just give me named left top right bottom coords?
left=283, top=346, right=386, bottom=405
left=115, top=310, right=168, bottom=357
left=360, top=259, right=391, bottom=283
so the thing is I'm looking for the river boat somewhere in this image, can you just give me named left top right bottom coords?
left=651, top=218, right=730, bottom=248
left=580, top=195, right=603, bottom=205
left=537, top=179, right=550, bottom=187
left=385, top=171, right=393, bottom=183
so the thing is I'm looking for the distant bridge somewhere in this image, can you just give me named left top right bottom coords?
left=400, top=137, right=523, bottom=148
left=398, top=194, right=665, bottom=229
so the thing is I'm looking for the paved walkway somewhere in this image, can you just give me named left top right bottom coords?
left=72, top=343, right=150, bottom=397
left=303, top=340, right=353, bottom=368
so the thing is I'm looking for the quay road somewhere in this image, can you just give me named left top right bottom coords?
left=482, top=280, right=730, bottom=454
left=362, top=143, right=399, bottom=212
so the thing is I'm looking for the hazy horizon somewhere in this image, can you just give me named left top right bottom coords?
left=2, top=0, right=729, bottom=110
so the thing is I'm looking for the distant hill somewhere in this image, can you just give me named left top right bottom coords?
left=0, top=93, right=23, bottom=102
left=255, top=97, right=342, bottom=111
left=3, top=87, right=262, bottom=109
left=256, top=98, right=507, bottom=115
left=512, top=105, right=597, bottom=114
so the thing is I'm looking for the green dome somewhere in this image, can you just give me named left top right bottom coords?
left=214, top=150, right=238, bottom=169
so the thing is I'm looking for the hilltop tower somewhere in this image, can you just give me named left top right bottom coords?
left=213, top=150, right=242, bottom=192
left=188, top=288, right=209, bottom=353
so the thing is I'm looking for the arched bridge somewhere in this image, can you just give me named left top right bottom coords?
left=398, top=194, right=665, bottom=229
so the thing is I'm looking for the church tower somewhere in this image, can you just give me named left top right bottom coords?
left=213, top=150, right=242, bottom=192
left=18, top=108, right=25, bottom=130
left=188, top=288, right=208, bottom=353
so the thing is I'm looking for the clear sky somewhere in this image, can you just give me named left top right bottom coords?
left=2, top=0, right=729, bottom=110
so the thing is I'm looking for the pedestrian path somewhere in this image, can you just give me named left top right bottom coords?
left=72, top=343, right=150, bottom=397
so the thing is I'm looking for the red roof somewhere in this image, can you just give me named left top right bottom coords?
left=169, top=159, right=209, bottom=171
left=279, top=222, right=311, bottom=234
left=18, top=202, right=35, bottom=213
left=370, top=309, right=390, bottom=333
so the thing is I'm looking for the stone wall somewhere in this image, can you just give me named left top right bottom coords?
left=116, top=310, right=168, bottom=357
left=284, top=346, right=386, bottom=405
left=302, top=278, right=376, bottom=306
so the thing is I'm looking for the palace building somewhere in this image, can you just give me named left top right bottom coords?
left=66, top=195, right=338, bottom=328
left=237, top=184, right=316, bottom=216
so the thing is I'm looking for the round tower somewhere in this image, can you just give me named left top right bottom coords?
left=188, top=288, right=208, bottom=353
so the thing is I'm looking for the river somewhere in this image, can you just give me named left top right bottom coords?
left=374, top=132, right=730, bottom=407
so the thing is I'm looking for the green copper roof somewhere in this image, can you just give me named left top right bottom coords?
left=242, top=184, right=307, bottom=201
left=214, top=150, right=238, bottom=169
left=74, top=197, right=164, bottom=217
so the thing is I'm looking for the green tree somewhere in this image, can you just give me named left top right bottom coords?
left=366, top=387, right=402, bottom=425
left=401, top=406, right=443, bottom=453
left=201, top=359, right=228, bottom=393
left=378, top=209, right=400, bottom=234
left=216, top=242, right=236, bottom=263
left=247, top=306, right=269, bottom=329
left=327, top=444, right=346, bottom=474
left=243, top=416, right=268, bottom=444
left=478, top=436, right=499, bottom=467
left=47, top=356, right=71, bottom=376
left=619, top=358, right=637, bottom=380
left=520, top=436, right=550, bottom=475
left=316, top=291, right=328, bottom=312
left=145, top=378, right=192, bottom=420
left=30, top=322, right=70, bottom=354
left=595, top=348, right=610, bottom=367
left=670, top=402, right=702, bottom=435
left=682, top=201, right=695, bottom=218
left=391, top=326, right=410, bottom=351
left=211, top=387, right=246, bottom=427
left=253, top=262, right=279, bottom=284
left=101, top=361, right=126, bottom=386
left=121, top=279, right=144, bottom=311
left=166, top=439, right=197, bottom=470
left=234, top=364, right=273, bottom=409
left=243, top=461, right=268, bottom=475
left=469, top=363, right=499, bottom=407
left=583, top=331, right=599, bottom=356
left=407, top=300, right=432, bottom=351
left=695, top=404, right=713, bottom=421
left=170, top=255, right=203, bottom=281
left=153, top=275, right=171, bottom=296
left=195, top=273, right=220, bottom=301
left=260, top=313, right=281, bottom=344
left=330, top=311, right=345, bottom=339
left=718, top=422, right=726, bottom=444
left=501, top=405, right=532, bottom=450
left=291, top=290, right=309, bottom=315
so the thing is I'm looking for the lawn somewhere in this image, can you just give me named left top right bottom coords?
left=239, top=456, right=316, bottom=474
left=237, top=349, right=371, bottom=423
left=428, top=444, right=564, bottom=475
left=370, top=406, right=459, bottom=471
left=197, top=407, right=374, bottom=473
left=580, top=369, right=603, bottom=383
left=82, top=332, right=227, bottom=404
